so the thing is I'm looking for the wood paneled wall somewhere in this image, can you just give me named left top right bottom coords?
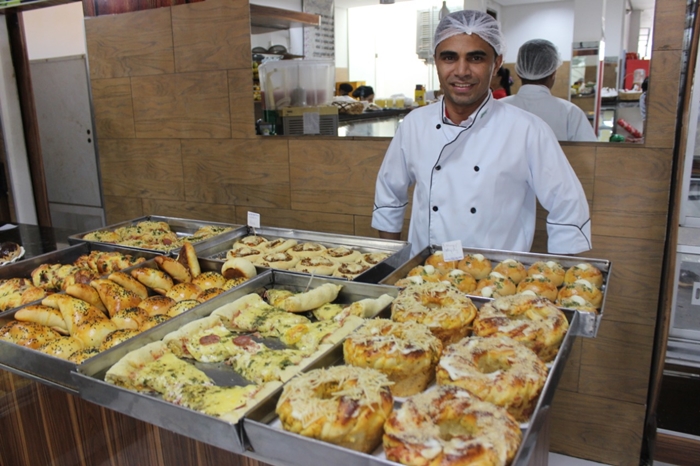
left=55, top=0, right=683, bottom=464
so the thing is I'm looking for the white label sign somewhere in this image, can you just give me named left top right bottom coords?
left=442, top=240, right=464, bottom=262
left=247, top=211, right=261, bottom=229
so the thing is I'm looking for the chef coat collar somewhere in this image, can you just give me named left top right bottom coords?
left=516, top=84, right=553, bottom=97
left=442, top=92, right=493, bottom=128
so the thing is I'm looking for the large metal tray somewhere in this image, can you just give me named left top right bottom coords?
left=67, top=215, right=246, bottom=257
left=196, top=225, right=412, bottom=284
left=0, top=254, right=244, bottom=392
left=380, top=246, right=611, bottom=338
left=73, top=271, right=400, bottom=454
left=243, top=304, right=580, bottom=466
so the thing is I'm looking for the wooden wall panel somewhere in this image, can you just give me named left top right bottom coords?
left=557, top=338, right=582, bottom=393
left=141, top=199, right=237, bottom=223
left=181, top=139, right=290, bottom=208
left=289, top=139, right=389, bottom=216
left=562, top=145, right=596, bottom=201
left=652, top=0, right=688, bottom=51
left=228, top=68, right=257, bottom=139
left=233, top=206, right=355, bottom=235
left=103, top=195, right=144, bottom=224
left=550, top=389, right=646, bottom=465
left=171, top=0, right=251, bottom=73
left=98, top=139, right=184, bottom=200
left=90, top=78, right=135, bottom=138
left=131, top=71, right=231, bottom=139
left=646, top=50, right=684, bottom=148
left=84, top=8, right=175, bottom=79
left=579, top=321, right=655, bottom=403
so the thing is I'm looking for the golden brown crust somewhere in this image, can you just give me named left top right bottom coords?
left=138, top=295, right=177, bottom=316
left=177, top=242, right=201, bottom=278
left=436, top=335, right=548, bottom=422
left=528, top=260, right=565, bottom=287
left=288, top=242, right=327, bottom=258
left=424, top=251, right=458, bottom=274
left=65, top=283, right=107, bottom=313
left=383, top=385, right=521, bottom=465
left=257, top=252, right=299, bottom=270
left=226, top=245, right=264, bottom=263
left=90, top=279, right=143, bottom=318
left=440, top=269, right=477, bottom=294
left=564, top=262, right=604, bottom=288
left=516, top=274, right=558, bottom=302
left=14, top=304, right=69, bottom=333
left=130, top=267, right=174, bottom=295
left=166, top=283, right=203, bottom=302
left=38, top=336, right=84, bottom=359
left=557, top=279, right=602, bottom=308
left=474, top=272, right=517, bottom=298
left=324, top=246, right=361, bottom=263
left=0, top=320, right=61, bottom=349
left=457, top=254, right=492, bottom=280
left=192, top=271, right=227, bottom=290
left=108, top=271, right=149, bottom=300
left=111, top=307, right=148, bottom=330
left=155, top=255, right=192, bottom=283
left=493, top=259, right=528, bottom=285
left=258, top=238, right=297, bottom=254
left=292, top=256, right=339, bottom=276
left=233, top=235, right=268, bottom=249
left=391, top=282, right=478, bottom=345
left=344, top=319, right=442, bottom=397
left=406, top=265, right=442, bottom=283
left=276, top=366, right=393, bottom=453
left=221, top=258, right=258, bottom=280
left=473, top=295, right=569, bottom=362
left=331, top=262, right=370, bottom=280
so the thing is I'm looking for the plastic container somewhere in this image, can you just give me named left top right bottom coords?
left=259, top=60, right=335, bottom=111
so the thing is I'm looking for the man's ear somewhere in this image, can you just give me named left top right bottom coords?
left=493, top=55, right=504, bottom=76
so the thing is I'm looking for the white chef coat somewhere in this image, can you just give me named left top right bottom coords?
left=372, top=94, right=592, bottom=256
left=501, top=85, right=598, bottom=142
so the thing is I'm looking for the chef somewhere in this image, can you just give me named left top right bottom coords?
left=371, top=10, right=591, bottom=256
left=501, top=39, right=598, bottom=142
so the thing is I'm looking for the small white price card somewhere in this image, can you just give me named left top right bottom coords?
left=247, top=211, right=261, bottom=229
left=441, top=240, right=464, bottom=262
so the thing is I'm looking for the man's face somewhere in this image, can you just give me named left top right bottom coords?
left=435, top=33, right=503, bottom=119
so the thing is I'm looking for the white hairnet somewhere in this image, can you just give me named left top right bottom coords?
left=515, top=39, right=562, bottom=80
left=433, top=10, right=506, bottom=56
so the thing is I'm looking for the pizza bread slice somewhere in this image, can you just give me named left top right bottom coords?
left=162, top=315, right=247, bottom=363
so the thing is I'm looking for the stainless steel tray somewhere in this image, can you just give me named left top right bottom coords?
left=73, top=271, right=399, bottom=454
left=196, top=225, right=412, bottom=284
left=0, top=255, right=243, bottom=392
left=67, top=215, right=246, bottom=257
left=243, top=305, right=580, bottom=466
left=380, top=246, right=611, bottom=338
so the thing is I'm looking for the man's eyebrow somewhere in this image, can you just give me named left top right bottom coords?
left=437, top=50, right=489, bottom=58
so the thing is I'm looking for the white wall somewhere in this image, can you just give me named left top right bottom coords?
left=23, top=2, right=86, bottom=60
left=501, top=1, right=574, bottom=63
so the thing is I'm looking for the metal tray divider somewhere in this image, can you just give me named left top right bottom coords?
left=381, top=245, right=610, bottom=338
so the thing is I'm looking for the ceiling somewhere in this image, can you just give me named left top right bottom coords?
left=334, top=0, right=655, bottom=12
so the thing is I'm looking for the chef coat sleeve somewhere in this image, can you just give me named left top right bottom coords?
left=527, top=124, right=592, bottom=254
left=372, top=127, right=413, bottom=234
left=568, top=106, right=598, bottom=142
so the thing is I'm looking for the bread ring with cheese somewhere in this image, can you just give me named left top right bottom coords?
left=391, top=282, right=478, bottom=345
left=293, top=256, right=339, bottom=276
left=324, top=246, right=361, bottom=263
left=557, top=279, right=602, bottom=308
left=516, top=274, right=558, bottom=302
left=528, top=260, right=565, bottom=287
left=564, top=263, right=604, bottom=289
left=474, top=272, right=516, bottom=298
left=457, top=253, right=492, bottom=280
left=276, top=365, right=393, bottom=453
left=493, top=259, right=528, bottom=285
left=288, top=242, right=327, bottom=258
left=473, top=294, right=569, bottom=362
left=383, top=385, right=521, bottom=466
left=424, top=251, right=457, bottom=274
left=258, top=252, right=299, bottom=270
left=344, top=319, right=442, bottom=397
left=436, top=335, right=548, bottom=422
left=440, top=269, right=477, bottom=294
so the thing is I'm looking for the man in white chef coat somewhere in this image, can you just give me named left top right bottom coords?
left=501, top=39, right=598, bottom=142
left=372, top=10, right=592, bottom=256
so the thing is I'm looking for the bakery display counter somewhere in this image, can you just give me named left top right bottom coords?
left=196, top=225, right=412, bottom=284
left=68, top=215, right=246, bottom=256
left=74, top=271, right=399, bottom=454
left=380, top=246, right=610, bottom=338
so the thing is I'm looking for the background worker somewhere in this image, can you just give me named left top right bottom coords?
left=502, top=39, right=597, bottom=142
left=372, top=11, right=591, bottom=256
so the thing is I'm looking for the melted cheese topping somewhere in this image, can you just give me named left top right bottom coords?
left=138, top=353, right=212, bottom=395
left=230, top=348, right=304, bottom=383
left=392, top=283, right=477, bottom=326
left=184, top=325, right=244, bottom=363
left=346, top=319, right=441, bottom=355
left=174, top=384, right=258, bottom=417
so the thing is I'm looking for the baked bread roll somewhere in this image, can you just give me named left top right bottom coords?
left=258, top=252, right=299, bottom=270
left=436, top=335, right=548, bottom=422
left=166, top=283, right=203, bottom=302
left=68, top=348, right=100, bottom=364
left=424, top=250, right=457, bottom=274
left=473, top=295, right=569, bottom=362
left=99, top=329, right=141, bottom=352
left=344, top=319, right=442, bottom=396
left=359, top=252, right=391, bottom=267
left=223, top=278, right=247, bottom=290
left=265, top=283, right=342, bottom=313
left=558, top=295, right=598, bottom=313
left=516, top=274, right=558, bottom=302
left=493, top=259, right=527, bottom=285
left=65, top=283, right=107, bottom=313
left=474, top=271, right=516, bottom=298
left=38, top=336, right=84, bottom=359
left=233, top=235, right=268, bottom=249
left=221, top=258, right=257, bottom=279
left=155, top=256, right=192, bottom=283
left=324, top=246, right=361, bottom=263
left=111, top=307, right=148, bottom=330
left=288, top=242, right=327, bottom=258
left=192, top=271, right=227, bottom=290
left=90, top=279, right=143, bottom=318
left=557, top=279, right=602, bottom=308
left=564, top=262, right=604, bottom=288
left=176, top=242, right=201, bottom=278
left=528, top=260, right=565, bottom=287
left=383, top=385, right=521, bottom=465
left=394, top=275, right=425, bottom=287
left=276, top=365, right=393, bottom=453
left=166, top=299, right=199, bottom=317
left=108, top=271, right=149, bottom=300
left=197, top=288, right=224, bottom=303
left=0, top=320, right=61, bottom=349
left=14, top=304, right=68, bottom=334
left=391, top=282, right=478, bottom=345
left=332, top=262, right=370, bottom=280
left=440, top=269, right=477, bottom=294
left=130, top=267, right=174, bottom=295
left=457, top=253, right=492, bottom=280
left=226, top=245, right=264, bottom=263
left=139, top=314, right=170, bottom=331
left=258, top=238, right=297, bottom=254
left=406, top=265, right=442, bottom=283
left=138, top=295, right=177, bottom=316
left=292, top=256, right=339, bottom=276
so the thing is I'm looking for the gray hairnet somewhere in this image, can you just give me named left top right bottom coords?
left=433, top=10, right=506, bottom=56
left=515, top=39, right=562, bottom=80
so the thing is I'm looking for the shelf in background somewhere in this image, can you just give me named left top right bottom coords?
left=250, top=4, right=320, bottom=34
left=0, top=0, right=79, bottom=14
